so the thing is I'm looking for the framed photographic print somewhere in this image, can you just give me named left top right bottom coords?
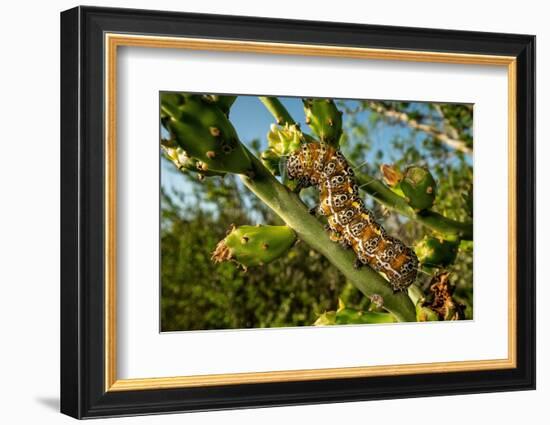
left=60, top=6, right=535, bottom=419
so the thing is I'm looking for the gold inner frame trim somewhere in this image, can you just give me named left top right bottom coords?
left=104, top=33, right=517, bottom=392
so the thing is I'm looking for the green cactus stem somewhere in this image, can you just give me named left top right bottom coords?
left=212, top=224, right=296, bottom=269
left=201, top=94, right=237, bottom=116
left=314, top=299, right=396, bottom=325
left=415, top=236, right=459, bottom=268
left=303, top=98, right=343, bottom=146
left=259, top=97, right=296, bottom=126
left=161, top=93, right=252, bottom=175
left=400, top=166, right=437, bottom=211
left=260, top=148, right=281, bottom=176
left=415, top=303, right=440, bottom=322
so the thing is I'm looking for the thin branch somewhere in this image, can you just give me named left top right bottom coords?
left=259, top=97, right=296, bottom=126
left=366, top=101, right=472, bottom=154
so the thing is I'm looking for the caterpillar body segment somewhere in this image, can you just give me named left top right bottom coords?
left=287, top=142, right=418, bottom=291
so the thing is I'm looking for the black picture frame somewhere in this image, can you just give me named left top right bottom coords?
left=61, top=5, right=535, bottom=419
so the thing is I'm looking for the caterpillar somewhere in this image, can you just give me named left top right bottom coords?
left=286, top=142, right=418, bottom=292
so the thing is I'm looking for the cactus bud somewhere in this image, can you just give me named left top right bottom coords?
left=261, top=123, right=307, bottom=177
left=211, top=224, right=296, bottom=268
left=400, top=166, right=437, bottom=210
left=266, top=123, right=303, bottom=157
left=302, top=98, right=342, bottom=146
left=415, top=236, right=459, bottom=268
left=161, top=93, right=252, bottom=174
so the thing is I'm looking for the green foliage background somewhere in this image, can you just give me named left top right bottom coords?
left=161, top=98, right=473, bottom=331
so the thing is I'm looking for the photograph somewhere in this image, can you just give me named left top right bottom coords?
left=160, top=93, right=474, bottom=331
left=57, top=4, right=536, bottom=419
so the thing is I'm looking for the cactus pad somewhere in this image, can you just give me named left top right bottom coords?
left=161, top=93, right=252, bottom=174
left=302, top=98, right=343, bottom=146
left=400, top=166, right=437, bottom=210
left=212, top=224, right=296, bottom=269
left=415, top=236, right=459, bottom=268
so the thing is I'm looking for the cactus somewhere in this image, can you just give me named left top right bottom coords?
left=161, top=141, right=225, bottom=178
left=314, top=299, right=395, bottom=325
left=415, top=236, right=459, bottom=268
left=201, top=94, right=237, bottom=116
left=399, top=166, right=437, bottom=211
left=260, top=148, right=281, bottom=176
left=266, top=123, right=303, bottom=157
left=303, top=98, right=343, bottom=146
left=259, top=97, right=296, bottom=126
left=212, top=224, right=296, bottom=269
left=261, top=123, right=307, bottom=177
left=161, top=93, right=252, bottom=175
left=415, top=303, right=440, bottom=322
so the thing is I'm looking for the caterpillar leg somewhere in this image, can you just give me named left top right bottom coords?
left=353, top=258, right=364, bottom=269
left=328, top=230, right=343, bottom=243
left=291, top=177, right=309, bottom=193
left=339, top=239, right=351, bottom=250
left=308, top=205, right=319, bottom=216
